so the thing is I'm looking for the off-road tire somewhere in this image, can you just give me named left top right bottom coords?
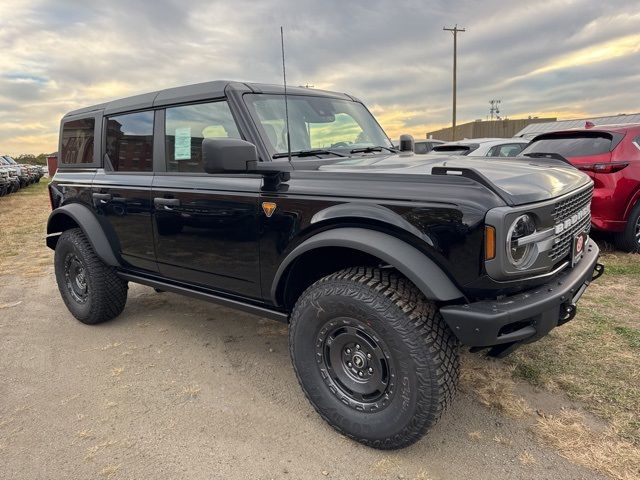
left=54, top=228, right=128, bottom=324
left=289, top=267, right=460, bottom=449
left=614, top=202, right=640, bottom=253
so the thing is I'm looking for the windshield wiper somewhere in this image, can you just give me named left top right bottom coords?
left=272, top=149, right=347, bottom=159
left=350, top=146, right=397, bottom=154
left=522, top=152, right=572, bottom=165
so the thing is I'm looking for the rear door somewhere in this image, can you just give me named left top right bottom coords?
left=92, top=110, right=157, bottom=272
left=151, top=100, right=262, bottom=299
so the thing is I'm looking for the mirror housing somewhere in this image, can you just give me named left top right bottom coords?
left=399, top=134, right=415, bottom=152
left=202, top=138, right=258, bottom=174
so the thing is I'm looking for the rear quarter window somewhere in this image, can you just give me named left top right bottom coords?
left=61, top=118, right=95, bottom=164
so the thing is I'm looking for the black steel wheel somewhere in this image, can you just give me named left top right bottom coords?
left=290, top=267, right=460, bottom=449
left=316, top=318, right=396, bottom=411
left=63, top=253, right=89, bottom=304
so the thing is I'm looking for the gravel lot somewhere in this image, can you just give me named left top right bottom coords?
left=0, top=264, right=605, bottom=479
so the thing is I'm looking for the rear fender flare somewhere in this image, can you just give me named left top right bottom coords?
left=271, top=227, right=464, bottom=306
left=623, top=187, right=640, bottom=221
left=46, top=203, right=120, bottom=267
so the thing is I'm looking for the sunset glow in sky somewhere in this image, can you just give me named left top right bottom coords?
left=1, top=0, right=638, bottom=155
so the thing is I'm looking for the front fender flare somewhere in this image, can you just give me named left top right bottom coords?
left=46, top=203, right=120, bottom=267
left=271, top=227, right=464, bottom=305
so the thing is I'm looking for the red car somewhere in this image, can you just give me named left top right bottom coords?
left=520, top=123, right=640, bottom=252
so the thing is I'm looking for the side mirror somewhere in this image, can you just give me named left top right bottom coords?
left=202, top=138, right=258, bottom=174
left=399, top=134, right=415, bottom=152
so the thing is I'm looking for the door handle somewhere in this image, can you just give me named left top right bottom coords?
left=154, top=197, right=181, bottom=208
left=92, top=192, right=112, bottom=202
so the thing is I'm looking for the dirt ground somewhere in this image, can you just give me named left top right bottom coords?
left=1, top=265, right=606, bottom=480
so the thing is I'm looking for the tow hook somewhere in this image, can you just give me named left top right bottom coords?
left=558, top=303, right=577, bottom=326
left=592, top=263, right=605, bottom=281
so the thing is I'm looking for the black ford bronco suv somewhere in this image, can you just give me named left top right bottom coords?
left=47, top=81, right=604, bottom=449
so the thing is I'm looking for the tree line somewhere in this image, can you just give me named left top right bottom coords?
left=12, top=153, right=51, bottom=166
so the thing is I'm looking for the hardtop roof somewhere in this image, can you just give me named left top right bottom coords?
left=63, top=80, right=357, bottom=118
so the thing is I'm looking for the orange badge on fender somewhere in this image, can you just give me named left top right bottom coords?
left=262, top=202, right=277, bottom=218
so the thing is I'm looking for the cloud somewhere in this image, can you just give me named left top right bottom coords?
left=0, top=0, right=638, bottom=154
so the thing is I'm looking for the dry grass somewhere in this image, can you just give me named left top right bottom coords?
left=508, top=251, right=640, bottom=445
left=462, top=250, right=640, bottom=479
left=0, top=181, right=51, bottom=276
left=535, top=410, right=640, bottom=480
left=518, top=451, right=536, bottom=466
left=460, top=355, right=532, bottom=418
left=180, top=385, right=201, bottom=398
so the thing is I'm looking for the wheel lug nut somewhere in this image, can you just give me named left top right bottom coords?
left=347, top=362, right=352, bottom=368
left=368, top=367, right=373, bottom=373
left=346, top=348, right=351, bottom=354
left=355, top=344, right=360, bottom=350
left=358, top=371, right=363, bottom=377
left=366, top=353, right=371, bottom=359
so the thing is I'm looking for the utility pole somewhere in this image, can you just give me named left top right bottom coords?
left=443, top=25, right=465, bottom=140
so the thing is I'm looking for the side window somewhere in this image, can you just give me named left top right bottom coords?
left=165, top=101, right=241, bottom=173
left=105, top=111, right=154, bottom=172
left=61, top=118, right=95, bottom=164
left=414, top=142, right=428, bottom=154
left=490, top=144, right=525, bottom=157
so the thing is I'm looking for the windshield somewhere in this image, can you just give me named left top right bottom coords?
left=521, top=133, right=615, bottom=157
left=244, top=94, right=392, bottom=156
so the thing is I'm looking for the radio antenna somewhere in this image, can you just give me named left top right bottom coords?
left=280, top=26, right=292, bottom=162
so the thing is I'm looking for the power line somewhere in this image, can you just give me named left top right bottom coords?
left=443, top=24, right=465, bottom=140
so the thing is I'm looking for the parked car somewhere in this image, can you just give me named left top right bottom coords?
left=0, top=156, right=22, bottom=192
left=1, top=155, right=44, bottom=185
left=430, top=138, right=530, bottom=157
left=47, top=80, right=602, bottom=450
left=0, top=166, right=10, bottom=196
left=520, top=123, right=640, bottom=252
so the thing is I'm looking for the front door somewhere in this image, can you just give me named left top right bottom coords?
left=151, top=100, right=262, bottom=299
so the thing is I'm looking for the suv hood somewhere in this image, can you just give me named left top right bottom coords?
left=318, top=154, right=592, bottom=206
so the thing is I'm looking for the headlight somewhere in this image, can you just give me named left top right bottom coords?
left=506, top=214, right=537, bottom=269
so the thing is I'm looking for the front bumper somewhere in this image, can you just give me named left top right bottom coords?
left=441, top=239, right=603, bottom=355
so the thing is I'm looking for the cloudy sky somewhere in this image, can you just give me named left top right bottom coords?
left=1, top=0, right=639, bottom=155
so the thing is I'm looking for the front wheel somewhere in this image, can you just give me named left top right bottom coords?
left=54, top=228, right=128, bottom=324
left=289, top=267, right=460, bottom=449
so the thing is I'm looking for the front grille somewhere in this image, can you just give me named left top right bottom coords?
left=549, top=186, right=593, bottom=261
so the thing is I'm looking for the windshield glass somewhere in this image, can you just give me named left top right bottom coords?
left=244, top=94, right=392, bottom=155
left=521, top=133, right=614, bottom=157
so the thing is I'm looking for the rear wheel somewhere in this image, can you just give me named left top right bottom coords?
left=289, top=267, right=459, bottom=449
left=615, top=202, right=640, bottom=253
left=54, top=228, right=128, bottom=324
